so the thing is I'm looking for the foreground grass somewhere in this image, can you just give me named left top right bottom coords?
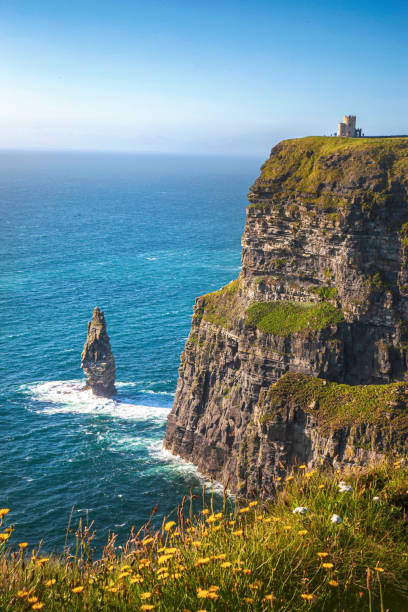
left=1, top=461, right=408, bottom=611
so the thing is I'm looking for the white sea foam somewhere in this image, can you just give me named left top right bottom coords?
left=24, top=380, right=170, bottom=424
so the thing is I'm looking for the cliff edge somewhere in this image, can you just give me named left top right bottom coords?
left=164, top=136, right=408, bottom=496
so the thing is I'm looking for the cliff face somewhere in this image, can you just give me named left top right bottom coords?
left=164, top=137, right=408, bottom=495
left=81, top=307, right=116, bottom=398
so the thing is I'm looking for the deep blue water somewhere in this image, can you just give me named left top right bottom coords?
left=0, top=150, right=261, bottom=552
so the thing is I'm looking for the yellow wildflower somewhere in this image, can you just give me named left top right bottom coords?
left=140, top=605, right=155, bottom=610
left=0, top=509, right=10, bottom=517
left=37, top=558, right=49, bottom=565
left=301, top=593, right=314, bottom=600
left=322, top=563, right=334, bottom=569
left=298, top=529, right=308, bottom=535
left=285, top=475, right=294, bottom=482
left=142, top=537, right=153, bottom=545
left=202, top=508, right=209, bottom=515
left=328, top=580, right=339, bottom=587
left=263, top=518, right=272, bottom=524
left=164, top=521, right=176, bottom=531
left=0, top=533, right=10, bottom=541
left=28, top=597, right=38, bottom=603
left=283, top=525, right=292, bottom=531
left=158, top=554, right=172, bottom=564
left=118, top=572, right=130, bottom=579
left=318, top=484, right=325, bottom=489
left=19, top=542, right=28, bottom=549
left=239, top=507, right=250, bottom=513
left=243, top=568, right=251, bottom=575
left=140, top=592, right=152, bottom=600
left=17, top=590, right=29, bottom=598
left=45, top=578, right=56, bottom=586
left=317, top=552, right=329, bottom=558
left=263, top=594, right=274, bottom=601
left=192, top=540, right=201, bottom=548
left=221, top=561, right=232, bottom=568
left=157, top=546, right=166, bottom=552
left=164, top=547, right=177, bottom=554
left=298, top=464, right=307, bottom=469
left=213, top=553, right=226, bottom=560
left=249, top=500, right=258, bottom=507
left=206, top=515, right=217, bottom=523
left=244, top=597, right=254, bottom=603
left=195, top=557, right=210, bottom=566
left=228, top=520, right=236, bottom=526
left=72, top=586, right=84, bottom=593
left=32, top=604, right=44, bottom=610
left=232, top=529, right=243, bottom=536
left=130, top=576, right=144, bottom=584
left=374, top=567, right=385, bottom=572
left=214, top=512, right=223, bottom=518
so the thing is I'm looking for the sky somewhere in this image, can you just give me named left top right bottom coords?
left=0, top=0, right=407, bottom=155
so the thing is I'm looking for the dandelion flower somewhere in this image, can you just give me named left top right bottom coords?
left=328, top=580, right=339, bottom=587
left=72, top=586, right=84, bottom=593
left=141, top=592, right=152, bottom=600
left=249, top=501, right=258, bottom=507
left=0, top=533, right=10, bottom=541
left=298, top=465, right=307, bottom=469
left=192, top=540, right=201, bottom=548
left=301, top=593, right=314, bottom=600
left=140, top=606, right=155, bottom=611
left=239, top=507, right=250, bottom=514
left=0, top=509, right=10, bottom=517
left=317, top=552, right=329, bottom=558
left=221, top=561, right=232, bottom=568
left=32, top=604, right=44, bottom=610
left=45, top=579, right=56, bottom=586
left=374, top=567, right=385, bottom=572
left=164, top=547, right=177, bottom=554
left=232, top=529, right=243, bottom=536
left=37, top=558, right=49, bottom=565
left=318, top=484, right=325, bottom=489
left=164, top=521, right=176, bottom=531
left=17, top=590, right=29, bottom=598
left=298, top=529, right=308, bottom=535
left=293, top=506, right=308, bottom=514
left=330, top=514, right=342, bottom=524
left=28, top=597, right=38, bottom=604
left=322, top=563, right=334, bottom=569
left=243, top=568, right=251, bottom=575
left=263, top=594, right=274, bottom=601
left=19, top=542, right=28, bottom=549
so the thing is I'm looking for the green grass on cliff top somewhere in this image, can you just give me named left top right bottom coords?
left=246, top=301, right=344, bottom=337
left=262, top=372, right=408, bottom=435
left=2, top=461, right=408, bottom=611
left=255, top=136, right=408, bottom=195
left=198, top=281, right=344, bottom=337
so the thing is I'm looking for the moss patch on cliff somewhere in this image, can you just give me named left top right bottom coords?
left=246, top=301, right=344, bottom=337
left=197, top=279, right=240, bottom=330
left=252, top=136, right=408, bottom=197
left=261, top=372, right=408, bottom=435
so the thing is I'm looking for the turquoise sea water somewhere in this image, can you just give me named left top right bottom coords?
left=0, top=150, right=261, bottom=551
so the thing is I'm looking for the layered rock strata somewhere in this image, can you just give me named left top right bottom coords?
left=81, top=307, right=116, bottom=398
left=164, top=137, right=408, bottom=495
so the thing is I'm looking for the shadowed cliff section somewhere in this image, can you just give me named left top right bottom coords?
left=81, top=307, right=116, bottom=398
left=164, top=136, right=408, bottom=496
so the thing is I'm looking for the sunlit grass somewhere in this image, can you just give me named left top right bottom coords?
left=1, top=460, right=408, bottom=610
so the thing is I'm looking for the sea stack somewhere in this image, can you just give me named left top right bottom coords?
left=81, top=307, right=116, bottom=398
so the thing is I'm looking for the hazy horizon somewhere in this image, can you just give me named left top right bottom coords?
left=1, top=0, right=407, bottom=155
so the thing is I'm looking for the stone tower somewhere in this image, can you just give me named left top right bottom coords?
left=337, top=115, right=357, bottom=137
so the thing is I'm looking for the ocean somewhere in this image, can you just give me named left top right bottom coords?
left=0, top=150, right=262, bottom=552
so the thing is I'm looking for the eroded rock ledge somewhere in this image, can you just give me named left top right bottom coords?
left=164, top=136, right=408, bottom=495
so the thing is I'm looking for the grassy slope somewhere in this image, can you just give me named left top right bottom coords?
left=246, top=302, right=343, bottom=337
left=1, top=462, right=408, bottom=611
left=255, top=136, right=408, bottom=195
left=260, top=372, right=408, bottom=437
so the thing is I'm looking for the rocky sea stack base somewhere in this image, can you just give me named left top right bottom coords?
left=164, top=136, right=408, bottom=497
left=81, top=307, right=116, bottom=398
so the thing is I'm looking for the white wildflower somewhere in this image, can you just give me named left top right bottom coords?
left=293, top=507, right=308, bottom=514
left=373, top=496, right=380, bottom=502
left=330, top=514, right=342, bottom=524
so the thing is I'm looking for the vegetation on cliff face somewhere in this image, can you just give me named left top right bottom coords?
left=252, top=136, right=408, bottom=196
left=196, top=279, right=241, bottom=330
left=246, top=302, right=344, bottom=337
left=1, top=462, right=408, bottom=611
left=261, top=372, right=408, bottom=435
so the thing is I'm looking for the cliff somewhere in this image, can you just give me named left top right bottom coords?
left=164, top=136, right=408, bottom=496
left=81, top=307, right=116, bottom=398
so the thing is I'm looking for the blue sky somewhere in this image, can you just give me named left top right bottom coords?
left=0, top=0, right=407, bottom=154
